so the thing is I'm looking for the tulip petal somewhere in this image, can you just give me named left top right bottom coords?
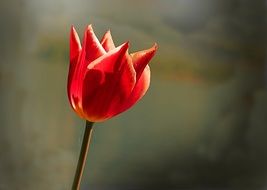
left=76, top=25, right=106, bottom=95
left=83, top=25, right=106, bottom=64
left=68, top=26, right=81, bottom=92
left=101, top=30, right=116, bottom=52
left=68, top=26, right=81, bottom=109
left=70, top=26, right=81, bottom=62
left=68, top=25, right=106, bottom=116
left=131, top=43, right=158, bottom=80
left=82, top=47, right=136, bottom=122
left=88, top=42, right=129, bottom=73
left=119, top=65, right=150, bottom=113
left=81, top=69, right=105, bottom=120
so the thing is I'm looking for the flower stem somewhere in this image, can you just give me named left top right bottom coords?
left=72, top=121, right=94, bottom=190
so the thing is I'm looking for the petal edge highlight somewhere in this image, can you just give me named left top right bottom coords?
left=101, top=30, right=116, bottom=52
left=70, top=26, right=81, bottom=62
left=131, top=43, right=158, bottom=80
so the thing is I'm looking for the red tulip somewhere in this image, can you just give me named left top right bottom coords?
left=67, top=25, right=158, bottom=122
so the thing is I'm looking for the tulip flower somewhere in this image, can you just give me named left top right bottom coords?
left=68, top=25, right=158, bottom=190
left=67, top=25, right=158, bottom=122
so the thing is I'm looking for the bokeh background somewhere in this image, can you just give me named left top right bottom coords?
left=0, top=0, right=267, bottom=190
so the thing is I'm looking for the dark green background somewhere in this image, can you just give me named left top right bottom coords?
left=0, top=0, right=266, bottom=189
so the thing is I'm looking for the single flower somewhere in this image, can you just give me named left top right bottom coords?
left=67, top=25, right=158, bottom=122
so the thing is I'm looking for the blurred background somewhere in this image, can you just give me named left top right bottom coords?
left=0, top=0, right=267, bottom=189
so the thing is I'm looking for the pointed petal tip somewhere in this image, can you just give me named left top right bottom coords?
left=124, top=41, right=130, bottom=46
left=122, top=41, right=130, bottom=53
left=70, top=25, right=77, bottom=34
left=118, top=41, right=129, bottom=52
left=85, top=24, right=94, bottom=33
left=105, top=30, right=112, bottom=38
left=142, top=43, right=158, bottom=57
left=152, top=43, right=158, bottom=51
left=101, top=29, right=116, bottom=51
left=86, top=24, right=94, bottom=33
left=70, top=25, right=81, bottom=59
left=102, top=29, right=112, bottom=40
left=147, top=43, right=158, bottom=54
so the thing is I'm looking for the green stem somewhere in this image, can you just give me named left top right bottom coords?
left=72, top=121, right=94, bottom=190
